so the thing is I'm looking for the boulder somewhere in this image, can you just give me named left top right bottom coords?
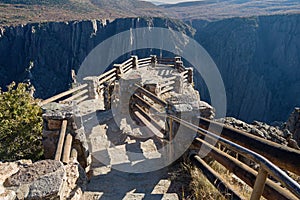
left=62, top=161, right=87, bottom=200
left=0, top=161, right=21, bottom=200
left=0, top=159, right=86, bottom=200
left=218, top=117, right=286, bottom=144
left=286, top=107, right=300, bottom=144
left=3, top=160, right=65, bottom=200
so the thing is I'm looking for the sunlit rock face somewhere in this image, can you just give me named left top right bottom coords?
left=191, top=14, right=300, bottom=123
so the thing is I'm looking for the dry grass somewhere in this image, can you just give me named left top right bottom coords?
left=188, top=163, right=226, bottom=200
left=168, top=159, right=226, bottom=200
left=210, top=160, right=253, bottom=200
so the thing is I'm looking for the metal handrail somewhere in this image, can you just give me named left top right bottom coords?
left=156, top=113, right=300, bottom=199
left=132, top=84, right=300, bottom=198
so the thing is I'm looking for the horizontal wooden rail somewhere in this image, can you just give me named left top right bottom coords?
left=134, top=110, right=165, bottom=139
left=157, top=58, right=175, bottom=63
left=190, top=154, right=245, bottom=200
left=121, top=57, right=133, bottom=66
left=138, top=60, right=151, bottom=65
left=138, top=57, right=151, bottom=62
left=138, top=63, right=151, bottom=68
left=123, top=66, right=133, bottom=74
left=97, top=68, right=117, bottom=80
left=181, top=70, right=189, bottom=76
left=159, top=86, right=174, bottom=95
left=132, top=94, right=162, bottom=114
left=60, top=89, right=88, bottom=103
left=164, top=114, right=300, bottom=199
left=198, top=117, right=300, bottom=175
left=159, top=81, right=175, bottom=89
left=123, top=62, right=133, bottom=71
left=98, top=72, right=116, bottom=85
left=74, top=95, right=88, bottom=104
left=135, top=84, right=167, bottom=107
left=134, top=104, right=165, bottom=138
left=192, top=139, right=298, bottom=200
left=41, top=84, right=88, bottom=106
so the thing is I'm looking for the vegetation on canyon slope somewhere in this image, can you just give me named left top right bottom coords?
left=0, top=82, right=43, bottom=161
left=0, top=0, right=164, bottom=27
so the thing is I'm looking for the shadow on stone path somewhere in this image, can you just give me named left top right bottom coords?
left=79, top=100, right=181, bottom=199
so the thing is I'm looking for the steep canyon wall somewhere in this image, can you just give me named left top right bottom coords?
left=0, top=15, right=299, bottom=123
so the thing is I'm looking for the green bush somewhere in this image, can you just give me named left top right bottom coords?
left=0, top=82, right=43, bottom=161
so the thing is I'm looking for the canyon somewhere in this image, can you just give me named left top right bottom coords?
left=1, top=14, right=299, bottom=123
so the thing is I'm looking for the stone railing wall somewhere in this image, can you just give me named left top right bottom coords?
left=42, top=103, right=91, bottom=172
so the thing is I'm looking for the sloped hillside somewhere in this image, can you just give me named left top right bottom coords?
left=161, top=0, right=300, bottom=20
left=0, top=0, right=164, bottom=27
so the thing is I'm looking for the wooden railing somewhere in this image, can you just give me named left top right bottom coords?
left=41, top=56, right=300, bottom=199
left=40, top=84, right=88, bottom=106
left=157, top=57, right=176, bottom=65
left=40, top=56, right=193, bottom=107
left=53, top=120, right=78, bottom=164
left=169, top=114, right=300, bottom=200
left=157, top=77, right=176, bottom=96
left=137, top=57, right=152, bottom=67
left=131, top=84, right=300, bottom=200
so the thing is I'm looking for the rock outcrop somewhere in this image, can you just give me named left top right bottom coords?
left=286, top=107, right=300, bottom=144
left=0, top=159, right=87, bottom=200
left=217, top=117, right=287, bottom=145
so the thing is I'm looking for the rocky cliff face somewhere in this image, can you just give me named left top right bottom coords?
left=0, top=15, right=299, bottom=123
left=0, top=17, right=193, bottom=98
left=191, top=14, right=300, bottom=123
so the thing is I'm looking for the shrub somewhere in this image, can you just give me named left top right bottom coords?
left=0, top=82, right=43, bottom=161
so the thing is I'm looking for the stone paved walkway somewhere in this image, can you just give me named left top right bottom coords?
left=79, top=100, right=180, bottom=200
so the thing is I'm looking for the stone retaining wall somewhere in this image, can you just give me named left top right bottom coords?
left=41, top=102, right=91, bottom=171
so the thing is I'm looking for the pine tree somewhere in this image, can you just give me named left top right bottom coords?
left=0, top=82, right=43, bottom=161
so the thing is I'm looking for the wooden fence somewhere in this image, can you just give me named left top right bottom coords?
left=131, top=83, right=300, bottom=200
left=38, top=56, right=300, bottom=200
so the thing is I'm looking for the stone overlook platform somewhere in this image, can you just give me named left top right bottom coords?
left=77, top=58, right=213, bottom=199
left=2, top=56, right=298, bottom=200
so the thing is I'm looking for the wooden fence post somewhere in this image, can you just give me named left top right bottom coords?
left=55, top=120, right=68, bottom=161
left=114, top=64, right=123, bottom=79
left=174, top=56, right=181, bottom=63
left=131, top=55, right=138, bottom=69
left=151, top=55, right=157, bottom=67
left=251, top=167, right=268, bottom=200
left=187, top=68, right=194, bottom=84
left=62, top=133, right=73, bottom=163
left=175, top=61, right=183, bottom=71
